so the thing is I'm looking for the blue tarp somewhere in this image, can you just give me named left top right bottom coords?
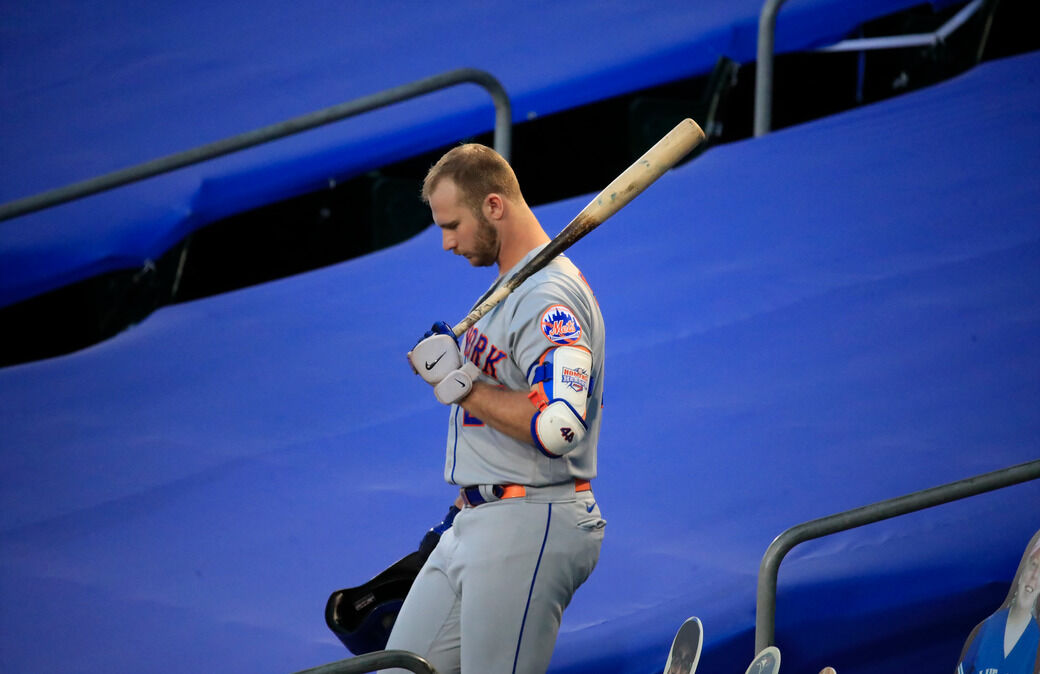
left=0, top=0, right=959, bottom=308
left=2, top=50, right=1039, bottom=674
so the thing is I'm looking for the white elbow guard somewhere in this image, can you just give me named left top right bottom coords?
left=527, top=345, right=594, bottom=457
left=531, top=398, right=588, bottom=457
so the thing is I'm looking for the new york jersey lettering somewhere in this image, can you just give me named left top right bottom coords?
left=463, top=409, right=485, bottom=426
left=461, top=326, right=510, bottom=383
left=463, top=327, right=479, bottom=358
left=470, top=335, right=488, bottom=366
left=483, top=346, right=507, bottom=378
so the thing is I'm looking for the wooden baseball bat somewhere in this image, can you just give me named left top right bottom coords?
left=452, top=117, right=705, bottom=337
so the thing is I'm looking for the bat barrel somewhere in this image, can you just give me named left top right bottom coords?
left=518, top=117, right=704, bottom=285
left=451, top=118, right=705, bottom=336
left=577, top=118, right=704, bottom=224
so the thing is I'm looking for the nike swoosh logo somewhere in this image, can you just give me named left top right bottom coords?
left=586, top=502, right=596, bottom=513
left=425, top=351, right=447, bottom=371
left=456, top=378, right=466, bottom=387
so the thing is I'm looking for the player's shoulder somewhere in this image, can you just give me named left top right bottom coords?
left=513, top=258, right=593, bottom=312
left=516, top=256, right=600, bottom=335
left=531, top=254, right=595, bottom=295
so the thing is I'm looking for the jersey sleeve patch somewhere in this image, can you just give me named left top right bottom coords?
left=561, top=365, right=590, bottom=394
left=539, top=304, right=582, bottom=346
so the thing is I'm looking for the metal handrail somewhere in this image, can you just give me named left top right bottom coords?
left=815, top=0, right=985, bottom=53
left=755, top=0, right=990, bottom=136
left=755, top=458, right=1040, bottom=654
left=292, top=650, right=437, bottom=674
left=754, top=0, right=789, bottom=138
left=0, top=67, right=512, bottom=222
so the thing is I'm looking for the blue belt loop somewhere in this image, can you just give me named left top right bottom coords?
left=462, top=486, right=483, bottom=506
left=462, top=484, right=505, bottom=506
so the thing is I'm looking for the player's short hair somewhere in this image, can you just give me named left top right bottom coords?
left=422, top=143, right=523, bottom=214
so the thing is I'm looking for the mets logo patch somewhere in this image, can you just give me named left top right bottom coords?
left=540, top=305, right=582, bottom=346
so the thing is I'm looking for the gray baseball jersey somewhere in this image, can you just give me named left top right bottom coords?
left=446, top=244, right=605, bottom=487
left=384, top=243, right=606, bottom=674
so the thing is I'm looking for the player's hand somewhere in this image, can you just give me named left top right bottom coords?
left=408, top=321, right=462, bottom=384
left=433, top=361, right=480, bottom=405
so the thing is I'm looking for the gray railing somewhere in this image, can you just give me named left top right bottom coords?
left=815, top=0, right=985, bottom=54
left=755, top=458, right=1040, bottom=654
left=292, top=650, right=437, bottom=674
left=754, top=0, right=989, bottom=137
left=0, top=68, right=511, bottom=222
left=754, top=0, right=789, bottom=138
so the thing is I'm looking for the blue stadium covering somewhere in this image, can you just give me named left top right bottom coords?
left=0, top=0, right=961, bottom=308
left=2, top=50, right=1039, bottom=674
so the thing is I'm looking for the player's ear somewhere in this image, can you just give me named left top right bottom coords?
left=483, top=193, right=505, bottom=221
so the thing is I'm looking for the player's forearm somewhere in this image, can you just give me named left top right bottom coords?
left=458, top=382, right=535, bottom=445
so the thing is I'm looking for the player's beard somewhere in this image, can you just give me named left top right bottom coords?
left=468, top=212, right=500, bottom=267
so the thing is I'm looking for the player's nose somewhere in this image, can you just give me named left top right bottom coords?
left=441, top=229, right=456, bottom=252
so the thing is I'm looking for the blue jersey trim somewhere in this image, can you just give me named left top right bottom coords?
left=512, top=503, right=552, bottom=674
left=525, top=359, right=540, bottom=382
left=449, top=405, right=461, bottom=485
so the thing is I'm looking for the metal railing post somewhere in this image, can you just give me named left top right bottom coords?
left=292, top=649, right=437, bottom=674
left=0, top=68, right=511, bottom=223
left=755, top=458, right=1040, bottom=654
left=756, top=0, right=990, bottom=136
left=754, top=0, right=790, bottom=137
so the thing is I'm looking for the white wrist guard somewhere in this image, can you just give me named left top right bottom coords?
left=434, top=361, right=481, bottom=405
left=409, top=334, right=463, bottom=384
left=530, top=398, right=588, bottom=457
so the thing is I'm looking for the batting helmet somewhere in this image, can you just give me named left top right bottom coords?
left=325, top=550, right=425, bottom=655
left=325, top=505, right=459, bottom=655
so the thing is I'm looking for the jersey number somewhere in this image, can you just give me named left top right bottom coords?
left=561, top=427, right=575, bottom=443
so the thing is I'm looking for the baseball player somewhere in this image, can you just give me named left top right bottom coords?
left=388, top=143, right=606, bottom=673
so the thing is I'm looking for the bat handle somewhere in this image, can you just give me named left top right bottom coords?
left=452, top=285, right=513, bottom=336
left=451, top=317, right=474, bottom=338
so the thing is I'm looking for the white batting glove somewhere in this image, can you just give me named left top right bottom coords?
left=434, top=361, right=481, bottom=405
left=409, top=333, right=463, bottom=384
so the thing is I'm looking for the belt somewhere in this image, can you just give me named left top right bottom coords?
left=461, top=479, right=591, bottom=507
